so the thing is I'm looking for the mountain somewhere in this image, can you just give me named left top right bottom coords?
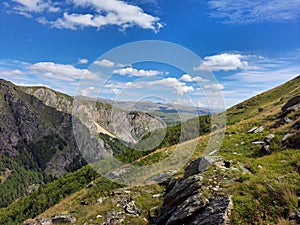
left=0, top=75, right=300, bottom=225
left=23, top=86, right=165, bottom=143
left=0, top=79, right=112, bottom=208
left=0, top=79, right=165, bottom=209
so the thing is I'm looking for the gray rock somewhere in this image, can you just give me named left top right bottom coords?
left=86, top=181, right=95, bottom=189
left=247, top=126, right=258, bottom=134
left=104, top=211, right=125, bottom=225
left=187, top=196, right=233, bottom=225
left=282, top=96, right=300, bottom=111
left=184, top=156, right=225, bottom=178
left=150, top=170, right=177, bottom=184
left=124, top=201, right=141, bottom=216
left=251, top=141, right=265, bottom=145
left=259, top=144, right=271, bottom=155
left=51, top=214, right=76, bottom=224
left=282, top=133, right=295, bottom=141
left=36, top=218, right=52, bottom=225
left=254, top=126, right=264, bottom=133
left=264, top=134, right=275, bottom=144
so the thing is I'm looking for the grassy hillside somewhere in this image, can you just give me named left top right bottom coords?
left=1, top=75, right=299, bottom=224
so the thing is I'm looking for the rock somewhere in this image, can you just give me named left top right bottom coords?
left=36, top=218, right=52, bottom=225
left=23, top=220, right=38, bottom=225
left=254, top=126, right=264, bottom=133
left=184, top=156, right=225, bottom=178
left=259, top=144, right=271, bottom=155
left=252, top=141, right=265, bottom=145
left=51, top=214, right=76, bottom=224
left=282, top=96, right=300, bottom=112
left=283, top=133, right=300, bottom=149
left=97, top=197, right=104, bottom=204
left=86, top=181, right=95, bottom=189
left=152, top=193, right=165, bottom=198
left=264, top=134, right=275, bottom=145
left=247, top=126, right=258, bottom=134
left=124, top=201, right=141, bottom=216
left=156, top=174, right=205, bottom=224
left=104, top=211, right=125, bottom=225
left=186, top=196, right=233, bottom=225
left=284, top=117, right=293, bottom=123
left=150, top=170, right=177, bottom=184
left=282, top=133, right=295, bottom=141
left=247, top=126, right=264, bottom=133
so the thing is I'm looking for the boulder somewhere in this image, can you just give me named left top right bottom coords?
left=124, top=201, right=141, bottom=216
left=282, top=133, right=295, bottom=141
left=184, top=156, right=225, bottom=178
left=51, top=214, right=76, bottom=224
left=282, top=96, right=300, bottom=111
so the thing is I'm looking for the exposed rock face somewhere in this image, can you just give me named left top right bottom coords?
left=0, top=79, right=112, bottom=177
left=25, top=87, right=165, bottom=144
left=156, top=156, right=233, bottom=225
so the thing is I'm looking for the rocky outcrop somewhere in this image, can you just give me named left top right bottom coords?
left=155, top=156, right=233, bottom=225
left=23, top=214, right=76, bottom=225
left=282, top=96, right=300, bottom=112
left=25, top=86, right=165, bottom=144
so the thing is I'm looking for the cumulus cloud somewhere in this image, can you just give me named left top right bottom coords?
left=94, top=59, right=115, bottom=67
left=179, top=74, right=209, bottom=82
left=31, top=0, right=163, bottom=32
left=78, top=58, right=88, bottom=64
left=30, top=62, right=97, bottom=81
left=194, top=53, right=250, bottom=71
left=208, top=0, right=300, bottom=24
left=113, top=67, right=162, bottom=77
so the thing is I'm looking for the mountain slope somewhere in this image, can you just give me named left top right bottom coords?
left=1, top=75, right=300, bottom=225
left=0, top=79, right=112, bottom=208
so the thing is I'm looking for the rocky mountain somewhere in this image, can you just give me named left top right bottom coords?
left=23, top=86, right=165, bottom=143
left=0, top=75, right=300, bottom=225
left=0, top=79, right=112, bottom=207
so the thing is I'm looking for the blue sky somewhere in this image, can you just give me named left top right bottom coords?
left=0, top=0, right=299, bottom=108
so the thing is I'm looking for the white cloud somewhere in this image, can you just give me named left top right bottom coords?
left=81, top=86, right=96, bottom=96
left=30, top=62, right=98, bottom=81
left=78, top=58, right=88, bottom=64
left=127, top=77, right=194, bottom=95
left=195, top=53, right=250, bottom=71
left=94, top=59, right=115, bottom=67
left=113, top=67, right=162, bottom=77
left=208, top=0, right=300, bottom=24
left=34, top=0, right=163, bottom=32
left=179, top=74, right=209, bottom=82
left=0, top=69, right=24, bottom=76
left=10, top=0, right=59, bottom=16
left=204, top=83, right=225, bottom=90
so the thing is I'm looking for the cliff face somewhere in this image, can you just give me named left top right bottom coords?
left=24, top=87, right=165, bottom=143
left=0, top=80, right=112, bottom=177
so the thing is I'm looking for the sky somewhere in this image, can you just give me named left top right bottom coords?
left=0, top=0, right=299, bottom=109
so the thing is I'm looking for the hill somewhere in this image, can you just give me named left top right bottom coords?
left=0, top=75, right=299, bottom=224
